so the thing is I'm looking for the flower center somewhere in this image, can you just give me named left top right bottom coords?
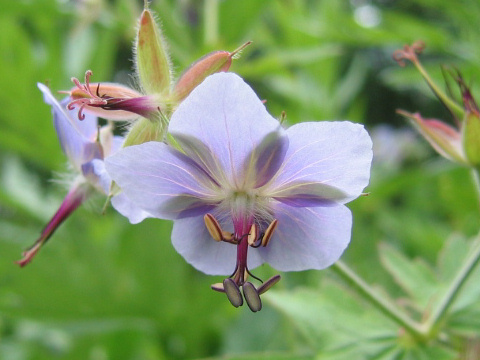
left=204, top=209, right=280, bottom=312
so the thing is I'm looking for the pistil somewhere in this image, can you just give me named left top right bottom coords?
left=65, top=70, right=162, bottom=121
left=205, top=212, right=281, bottom=312
left=232, top=215, right=253, bottom=286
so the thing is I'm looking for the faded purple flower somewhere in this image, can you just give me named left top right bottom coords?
left=105, top=73, right=372, bottom=311
left=17, top=84, right=149, bottom=267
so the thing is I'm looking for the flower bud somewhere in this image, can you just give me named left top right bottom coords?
left=135, top=8, right=171, bottom=95
left=173, top=42, right=251, bottom=102
left=397, top=110, right=466, bottom=164
left=122, top=117, right=165, bottom=148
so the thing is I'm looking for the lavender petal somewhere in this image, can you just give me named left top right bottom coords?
left=105, top=141, right=220, bottom=220
left=265, top=121, right=372, bottom=205
left=169, top=73, right=283, bottom=188
left=258, top=202, right=352, bottom=271
left=171, top=214, right=264, bottom=275
left=83, top=159, right=152, bottom=224
left=61, top=98, right=98, bottom=141
left=111, top=192, right=152, bottom=224
left=38, top=83, right=102, bottom=169
left=246, top=130, right=289, bottom=188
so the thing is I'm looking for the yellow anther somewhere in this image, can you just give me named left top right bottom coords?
left=261, top=219, right=278, bottom=247
left=210, top=283, right=225, bottom=293
left=204, top=213, right=223, bottom=242
left=257, top=274, right=281, bottom=295
left=247, top=223, right=259, bottom=246
left=222, top=231, right=234, bottom=242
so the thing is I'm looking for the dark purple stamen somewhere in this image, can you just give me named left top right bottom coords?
left=242, top=282, right=262, bottom=312
left=205, top=214, right=281, bottom=312
left=223, top=278, right=243, bottom=308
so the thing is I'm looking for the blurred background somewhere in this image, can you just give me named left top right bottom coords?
left=1, top=0, right=480, bottom=359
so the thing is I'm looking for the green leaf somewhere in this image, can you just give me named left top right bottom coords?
left=265, top=282, right=457, bottom=360
left=0, top=156, right=60, bottom=220
left=200, top=353, right=313, bottom=360
left=379, top=243, right=440, bottom=310
left=437, top=235, right=480, bottom=315
left=264, top=283, right=400, bottom=359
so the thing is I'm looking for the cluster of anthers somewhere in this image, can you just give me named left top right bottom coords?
left=204, top=213, right=281, bottom=312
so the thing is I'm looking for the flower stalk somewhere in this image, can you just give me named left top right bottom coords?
left=421, top=168, right=480, bottom=334
left=393, top=41, right=464, bottom=120
left=472, top=167, right=480, bottom=207
left=331, top=260, right=428, bottom=340
left=422, top=230, right=480, bottom=341
left=332, top=168, right=480, bottom=341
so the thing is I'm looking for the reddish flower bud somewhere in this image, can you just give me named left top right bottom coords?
left=173, top=42, right=251, bottom=102
left=397, top=110, right=466, bottom=164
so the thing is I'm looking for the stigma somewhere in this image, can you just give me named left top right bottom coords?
left=65, top=70, right=162, bottom=121
left=204, top=213, right=281, bottom=312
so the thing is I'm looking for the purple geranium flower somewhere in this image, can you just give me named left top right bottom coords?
left=105, top=73, right=372, bottom=311
left=18, top=84, right=149, bottom=267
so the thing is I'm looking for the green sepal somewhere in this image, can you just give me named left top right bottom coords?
left=462, top=112, right=480, bottom=167
left=172, top=42, right=251, bottom=103
left=166, top=133, right=184, bottom=153
left=123, top=117, right=165, bottom=148
left=135, top=8, right=171, bottom=95
left=397, top=110, right=466, bottom=165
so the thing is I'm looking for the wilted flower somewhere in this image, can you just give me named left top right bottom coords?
left=67, top=70, right=162, bottom=122
left=105, top=73, right=373, bottom=311
left=394, top=41, right=480, bottom=167
left=17, top=84, right=148, bottom=267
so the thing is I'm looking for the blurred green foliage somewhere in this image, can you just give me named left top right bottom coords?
left=1, top=0, right=480, bottom=359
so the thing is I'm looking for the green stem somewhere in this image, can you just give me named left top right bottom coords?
left=413, top=61, right=465, bottom=120
left=331, top=260, right=427, bottom=340
left=204, top=0, right=219, bottom=46
left=423, top=168, right=480, bottom=335
left=472, top=167, right=480, bottom=206
left=423, top=232, right=480, bottom=334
